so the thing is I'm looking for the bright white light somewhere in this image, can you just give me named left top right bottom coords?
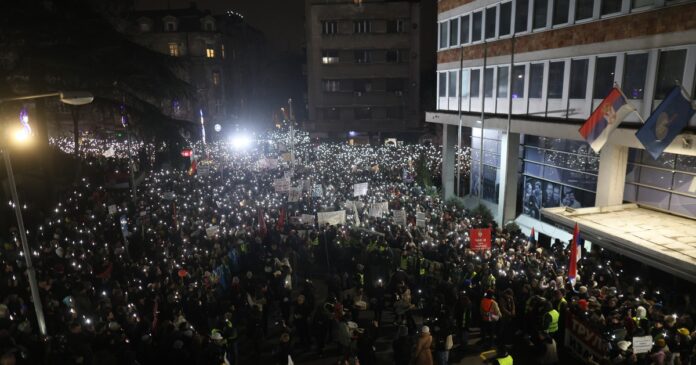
left=13, top=127, right=31, bottom=143
left=230, top=134, right=252, bottom=150
left=214, top=124, right=222, bottom=132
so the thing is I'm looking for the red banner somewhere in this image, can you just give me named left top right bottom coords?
left=469, top=228, right=491, bottom=251
left=180, top=148, right=192, bottom=157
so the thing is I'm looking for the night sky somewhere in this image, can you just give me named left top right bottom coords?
left=135, top=0, right=306, bottom=54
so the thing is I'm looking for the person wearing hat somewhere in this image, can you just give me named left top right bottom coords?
left=650, top=337, right=670, bottom=365
left=480, top=290, right=501, bottom=347
left=412, top=326, right=434, bottom=365
left=675, top=327, right=692, bottom=365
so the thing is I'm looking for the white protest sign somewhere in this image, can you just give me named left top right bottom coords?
left=300, top=214, right=315, bottom=225
left=162, top=192, right=175, bottom=200
left=288, top=186, right=303, bottom=202
left=281, top=152, right=292, bottom=161
left=273, top=178, right=291, bottom=192
left=317, top=210, right=346, bottom=226
left=632, top=336, right=652, bottom=354
left=206, top=225, right=220, bottom=238
left=368, top=202, right=389, bottom=218
left=353, top=182, right=368, bottom=197
left=312, top=184, right=323, bottom=197
left=416, top=212, right=426, bottom=227
left=197, top=165, right=210, bottom=177
left=392, top=209, right=407, bottom=226
left=108, top=205, right=118, bottom=215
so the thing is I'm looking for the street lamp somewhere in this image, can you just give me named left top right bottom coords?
left=0, top=91, right=93, bottom=337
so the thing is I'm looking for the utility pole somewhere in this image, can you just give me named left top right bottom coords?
left=288, top=98, right=295, bottom=173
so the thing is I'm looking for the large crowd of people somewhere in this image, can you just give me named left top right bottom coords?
left=1, top=129, right=695, bottom=365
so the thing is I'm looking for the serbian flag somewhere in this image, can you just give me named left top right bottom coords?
left=579, top=88, right=635, bottom=153
left=529, top=227, right=536, bottom=244
left=568, top=224, right=581, bottom=285
left=258, top=208, right=267, bottom=237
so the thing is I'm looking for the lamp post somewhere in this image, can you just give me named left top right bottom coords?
left=0, top=91, right=93, bottom=337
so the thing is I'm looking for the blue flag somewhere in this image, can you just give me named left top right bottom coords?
left=636, top=87, right=695, bottom=160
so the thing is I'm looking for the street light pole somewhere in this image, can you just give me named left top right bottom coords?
left=0, top=91, right=93, bottom=338
left=1, top=148, right=47, bottom=336
left=287, top=99, right=295, bottom=173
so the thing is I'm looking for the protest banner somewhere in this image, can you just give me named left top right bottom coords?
left=353, top=182, right=368, bottom=197
left=108, top=205, right=117, bottom=215
left=312, top=184, right=323, bottom=197
left=632, top=336, right=653, bottom=354
left=564, top=313, right=610, bottom=360
left=416, top=212, right=426, bottom=227
left=469, top=228, right=491, bottom=251
left=288, top=186, right=302, bottom=202
left=368, top=202, right=389, bottom=217
left=273, top=178, right=291, bottom=192
left=206, top=225, right=220, bottom=238
left=392, top=209, right=407, bottom=226
left=317, top=210, right=346, bottom=226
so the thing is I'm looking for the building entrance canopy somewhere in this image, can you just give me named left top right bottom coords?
left=542, top=204, right=696, bottom=283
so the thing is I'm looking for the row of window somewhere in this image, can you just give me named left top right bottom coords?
left=168, top=43, right=225, bottom=59
left=438, top=0, right=678, bottom=49
left=321, top=19, right=406, bottom=35
left=322, top=78, right=406, bottom=93
left=319, top=106, right=405, bottom=120
left=624, top=149, right=696, bottom=218
left=139, top=18, right=216, bottom=33
left=321, top=49, right=409, bottom=65
left=437, top=48, right=690, bottom=103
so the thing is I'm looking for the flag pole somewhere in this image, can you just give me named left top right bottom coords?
left=614, top=82, right=645, bottom=123
left=456, top=45, right=464, bottom=197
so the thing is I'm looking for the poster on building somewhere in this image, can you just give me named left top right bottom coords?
left=317, top=210, right=346, bottom=226
left=368, top=202, right=389, bottom=217
left=522, top=177, right=542, bottom=219
left=392, top=209, right=407, bottom=226
left=300, top=214, right=315, bottom=225
left=288, top=186, right=303, bottom=202
left=469, top=228, right=492, bottom=251
left=353, top=182, right=368, bottom=197
left=564, top=313, right=610, bottom=360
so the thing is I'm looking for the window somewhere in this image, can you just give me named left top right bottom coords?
left=472, top=11, right=483, bottom=42
left=168, top=43, right=179, bottom=57
left=439, top=73, right=447, bottom=97
left=655, top=49, right=686, bottom=99
left=500, top=2, right=512, bottom=36
left=322, top=108, right=340, bottom=120
left=439, top=22, right=449, bottom=48
left=471, top=69, right=481, bottom=97
left=601, top=0, right=622, bottom=15
left=529, top=63, right=544, bottom=98
left=204, top=22, right=214, bottom=31
left=497, top=66, right=509, bottom=98
left=387, top=107, right=404, bottom=119
left=139, top=22, right=151, bottom=32
left=354, top=107, right=372, bottom=119
left=576, top=0, right=594, bottom=20
left=623, top=53, right=648, bottom=99
left=485, top=7, right=497, bottom=39
left=386, top=78, right=405, bottom=93
left=553, top=0, right=569, bottom=24
left=205, top=48, right=215, bottom=58
left=221, top=44, right=226, bottom=59
left=354, top=50, right=373, bottom=64
left=512, top=65, right=525, bottom=98
left=569, top=59, right=589, bottom=99
left=354, top=79, right=373, bottom=93
left=548, top=61, right=564, bottom=99
left=354, top=19, right=372, bottom=33
left=322, top=79, right=341, bottom=92
left=212, top=71, right=220, bottom=86
left=387, top=49, right=407, bottom=63
left=593, top=56, right=616, bottom=99
left=533, top=0, right=548, bottom=29
left=322, top=50, right=340, bottom=64
left=449, top=18, right=459, bottom=46
left=632, top=0, right=654, bottom=8
left=165, top=22, right=176, bottom=32
left=515, top=0, right=529, bottom=33
left=322, top=21, right=337, bottom=35
left=460, top=15, right=470, bottom=44
left=484, top=68, right=494, bottom=97
left=387, top=19, right=405, bottom=33
left=449, top=71, right=458, bottom=98
left=461, top=70, right=470, bottom=98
